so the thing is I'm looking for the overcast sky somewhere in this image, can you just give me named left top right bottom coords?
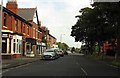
left=3, top=0, right=91, bottom=48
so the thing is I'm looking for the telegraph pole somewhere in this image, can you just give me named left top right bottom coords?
left=0, top=0, right=3, bottom=77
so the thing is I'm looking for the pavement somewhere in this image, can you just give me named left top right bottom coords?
left=1, top=56, right=41, bottom=70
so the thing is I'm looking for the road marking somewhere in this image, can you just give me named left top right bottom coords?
left=81, top=67, right=88, bottom=76
left=1, top=69, right=9, bottom=74
left=2, top=63, right=31, bottom=74
left=108, top=64, right=119, bottom=69
left=14, top=63, right=30, bottom=68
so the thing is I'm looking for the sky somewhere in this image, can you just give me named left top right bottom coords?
left=3, top=0, right=91, bottom=48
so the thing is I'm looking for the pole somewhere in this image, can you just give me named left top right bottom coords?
left=0, top=0, right=3, bottom=77
left=60, top=34, right=65, bottom=49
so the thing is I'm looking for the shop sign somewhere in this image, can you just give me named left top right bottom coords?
left=2, top=34, right=13, bottom=38
left=2, top=34, right=8, bottom=38
left=37, top=42, right=42, bottom=45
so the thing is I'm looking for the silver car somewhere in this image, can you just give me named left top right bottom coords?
left=41, top=49, right=59, bottom=60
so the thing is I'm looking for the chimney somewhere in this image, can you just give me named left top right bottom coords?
left=6, top=0, right=18, bottom=14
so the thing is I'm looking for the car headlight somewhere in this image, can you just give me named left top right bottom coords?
left=51, top=53, right=55, bottom=56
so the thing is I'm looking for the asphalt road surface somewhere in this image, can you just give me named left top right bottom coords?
left=2, top=54, right=120, bottom=77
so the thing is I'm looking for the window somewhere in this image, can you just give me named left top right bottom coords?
left=38, top=31, right=40, bottom=39
left=21, top=22, right=23, bottom=33
left=23, top=24, right=25, bottom=33
left=4, top=13, right=7, bottom=26
left=27, top=26, right=29, bottom=35
left=15, top=18, right=18, bottom=31
left=33, top=28, right=35, bottom=38
left=36, top=29, right=38, bottom=38
left=13, top=39, right=16, bottom=53
left=16, top=39, right=19, bottom=53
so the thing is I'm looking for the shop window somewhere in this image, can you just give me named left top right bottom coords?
left=26, top=43, right=31, bottom=54
left=16, top=39, right=19, bottom=53
left=2, top=39, right=7, bottom=53
left=13, top=39, right=16, bottom=53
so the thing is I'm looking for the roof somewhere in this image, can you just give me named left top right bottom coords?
left=18, top=8, right=37, bottom=21
left=1, top=5, right=32, bottom=26
left=48, top=33, right=56, bottom=39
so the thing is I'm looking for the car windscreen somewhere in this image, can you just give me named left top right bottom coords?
left=45, top=50, right=54, bottom=52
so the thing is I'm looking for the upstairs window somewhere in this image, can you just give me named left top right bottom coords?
left=23, top=24, right=25, bottom=33
left=15, top=18, right=18, bottom=31
left=27, top=26, right=29, bottom=35
left=33, top=28, right=35, bottom=38
left=4, top=13, right=7, bottom=26
left=21, top=22, right=23, bottom=33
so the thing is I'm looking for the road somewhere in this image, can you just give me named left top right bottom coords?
left=2, top=54, right=120, bottom=77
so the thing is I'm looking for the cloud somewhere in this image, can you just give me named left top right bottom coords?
left=3, top=0, right=91, bottom=48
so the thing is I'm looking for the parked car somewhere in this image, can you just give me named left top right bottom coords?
left=57, top=49, right=64, bottom=57
left=41, top=48, right=59, bottom=60
left=64, top=51, right=68, bottom=55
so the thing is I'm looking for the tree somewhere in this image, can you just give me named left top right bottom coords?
left=71, top=47, right=75, bottom=53
left=56, top=42, right=69, bottom=50
left=71, top=2, right=120, bottom=58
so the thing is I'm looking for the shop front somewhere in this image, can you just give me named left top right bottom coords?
left=2, top=33, right=22, bottom=59
left=12, top=34, right=23, bottom=58
left=37, top=41, right=42, bottom=55
left=2, top=33, right=12, bottom=59
left=25, top=38, right=36, bottom=57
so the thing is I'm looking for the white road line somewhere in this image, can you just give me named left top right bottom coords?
left=1, top=69, right=9, bottom=74
left=108, top=64, right=119, bottom=69
left=81, top=67, right=88, bottom=76
left=1, top=63, right=31, bottom=74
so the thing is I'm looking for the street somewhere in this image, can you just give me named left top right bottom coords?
left=2, top=54, right=119, bottom=77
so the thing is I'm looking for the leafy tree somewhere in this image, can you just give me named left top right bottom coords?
left=71, top=2, right=120, bottom=59
left=56, top=42, right=69, bottom=50
left=71, top=47, right=75, bottom=53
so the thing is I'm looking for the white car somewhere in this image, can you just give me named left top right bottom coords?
left=41, top=49, right=59, bottom=60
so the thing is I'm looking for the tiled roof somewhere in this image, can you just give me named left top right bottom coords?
left=18, top=8, right=37, bottom=21
left=1, top=5, right=32, bottom=26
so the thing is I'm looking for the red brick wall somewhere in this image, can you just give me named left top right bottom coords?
left=29, top=22, right=38, bottom=40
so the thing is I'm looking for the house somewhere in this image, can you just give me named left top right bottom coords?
left=2, top=0, right=32, bottom=59
left=18, top=7, right=44, bottom=56
left=41, top=26, right=57, bottom=49
left=1, top=0, right=57, bottom=58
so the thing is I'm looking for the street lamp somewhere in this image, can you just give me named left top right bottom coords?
left=60, top=34, right=65, bottom=49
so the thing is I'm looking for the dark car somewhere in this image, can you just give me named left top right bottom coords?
left=64, top=51, right=68, bottom=55
left=57, top=49, right=64, bottom=57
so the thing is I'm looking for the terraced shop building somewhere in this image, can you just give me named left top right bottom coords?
left=1, top=0, right=42, bottom=59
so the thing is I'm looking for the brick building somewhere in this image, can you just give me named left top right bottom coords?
left=2, top=0, right=32, bottom=59
left=41, top=26, right=57, bottom=49
left=1, top=0, right=57, bottom=59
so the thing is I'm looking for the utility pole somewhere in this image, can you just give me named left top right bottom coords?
left=60, top=34, right=65, bottom=49
left=0, top=0, right=3, bottom=77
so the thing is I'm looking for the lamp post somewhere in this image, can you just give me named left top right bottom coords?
left=60, top=34, right=65, bottom=49
left=0, top=0, right=3, bottom=77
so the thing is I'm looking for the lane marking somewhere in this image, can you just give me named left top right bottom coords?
left=1, top=69, right=9, bottom=74
left=81, top=67, right=88, bottom=76
left=108, top=64, right=120, bottom=69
